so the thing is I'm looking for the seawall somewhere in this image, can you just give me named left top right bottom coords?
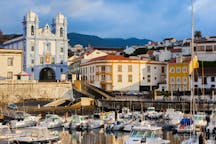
left=0, top=80, right=73, bottom=103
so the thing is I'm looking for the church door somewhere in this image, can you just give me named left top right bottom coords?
left=39, top=67, right=56, bottom=81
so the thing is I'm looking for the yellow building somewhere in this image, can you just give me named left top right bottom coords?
left=168, top=56, right=198, bottom=92
left=0, top=48, right=23, bottom=80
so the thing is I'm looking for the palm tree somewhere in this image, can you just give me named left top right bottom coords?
left=194, top=31, right=202, bottom=39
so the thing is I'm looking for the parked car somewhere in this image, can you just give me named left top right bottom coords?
left=8, top=103, right=18, bottom=110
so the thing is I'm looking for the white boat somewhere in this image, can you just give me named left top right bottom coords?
left=86, top=119, right=104, bottom=130
left=168, top=111, right=184, bottom=126
left=10, top=114, right=41, bottom=129
left=124, top=125, right=170, bottom=144
left=13, top=126, right=60, bottom=143
left=123, top=119, right=151, bottom=132
left=193, top=114, right=207, bottom=128
left=69, top=115, right=89, bottom=130
left=206, top=109, right=216, bottom=134
left=145, top=107, right=162, bottom=119
left=0, top=124, right=17, bottom=140
left=39, top=114, right=63, bottom=129
left=106, top=119, right=127, bottom=131
left=119, top=107, right=133, bottom=119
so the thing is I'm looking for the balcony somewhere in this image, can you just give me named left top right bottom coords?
left=96, top=71, right=112, bottom=75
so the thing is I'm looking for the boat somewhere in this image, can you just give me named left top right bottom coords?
left=39, top=114, right=63, bottom=129
left=193, top=114, right=207, bottom=128
left=124, top=125, right=170, bottom=144
left=144, top=107, right=162, bottom=120
left=168, top=111, right=184, bottom=126
left=86, top=119, right=104, bottom=130
left=10, top=114, right=41, bottom=129
left=0, top=123, right=17, bottom=140
left=69, top=115, right=89, bottom=130
left=12, top=126, right=61, bottom=143
left=175, top=117, right=200, bottom=133
left=206, top=109, right=216, bottom=134
left=123, top=119, right=151, bottom=132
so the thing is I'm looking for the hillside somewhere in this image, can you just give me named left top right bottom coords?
left=68, top=32, right=151, bottom=48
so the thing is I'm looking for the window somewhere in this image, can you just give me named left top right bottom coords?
left=60, top=47, right=64, bottom=53
left=101, top=75, right=105, bottom=81
left=183, top=77, right=187, bottom=84
left=147, top=66, right=151, bottom=73
left=211, top=77, right=215, bottom=82
left=176, top=77, right=181, bottom=84
left=128, top=75, right=132, bottom=82
left=60, top=60, right=63, bottom=64
left=206, top=45, right=213, bottom=52
left=203, top=77, right=207, bottom=84
left=118, top=75, right=122, bottom=82
left=40, top=57, right=43, bottom=64
left=7, top=72, right=13, bottom=79
left=155, top=77, right=157, bottom=80
left=176, top=67, right=181, bottom=73
left=154, top=66, right=157, bottom=69
left=31, top=68, right=34, bottom=72
left=31, top=46, right=34, bottom=51
left=170, top=77, right=175, bottom=84
left=211, top=85, right=215, bottom=88
left=60, top=28, right=63, bottom=37
left=31, top=25, right=34, bottom=35
left=51, top=57, right=55, bottom=64
left=182, top=67, right=187, bottom=73
left=170, top=67, right=175, bottom=73
left=31, top=59, right=34, bottom=64
left=101, top=66, right=105, bottom=72
left=118, top=65, right=122, bottom=72
left=60, top=68, right=63, bottom=73
left=161, top=66, right=165, bottom=73
left=128, top=65, right=132, bottom=72
left=7, top=57, right=13, bottom=66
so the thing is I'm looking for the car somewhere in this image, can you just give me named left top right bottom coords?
left=8, top=103, right=18, bottom=110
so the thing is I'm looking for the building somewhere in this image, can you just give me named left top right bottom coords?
left=3, top=11, right=68, bottom=81
left=168, top=56, right=199, bottom=92
left=0, top=48, right=22, bottom=80
left=81, top=55, right=166, bottom=92
left=194, top=67, right=216, bottom=91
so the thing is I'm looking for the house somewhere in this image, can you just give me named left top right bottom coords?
left=168, top=56, right=199, bottom=92
left=0, top=48, right=23, bottom=80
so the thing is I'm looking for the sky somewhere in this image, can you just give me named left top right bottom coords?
left=0, top=0, right=216, bottom=41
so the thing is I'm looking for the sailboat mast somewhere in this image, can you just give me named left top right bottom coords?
left=191, top=0, right=196, bottom=135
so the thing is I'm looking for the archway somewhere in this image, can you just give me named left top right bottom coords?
left=39, top=67, right=56, bottom=81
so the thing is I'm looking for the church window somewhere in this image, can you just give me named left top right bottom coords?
left=51, top=57, right=55, bottom=64
left=60, top=68, right=63, bottom=73
left=60, top=28, right=63, bottom=37
left=31, top=25, right=34, bottom=35
left=40, top=57, right=44, bottom=64
left=31, top=46, right=34, bottom=51
left=60, top=47, right=64, bottom=53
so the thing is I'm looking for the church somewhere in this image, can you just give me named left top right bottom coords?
left=3, top=11, right=68, bottom=81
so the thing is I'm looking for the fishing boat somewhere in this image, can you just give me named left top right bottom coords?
left=124, top=125, right=170, bottom=144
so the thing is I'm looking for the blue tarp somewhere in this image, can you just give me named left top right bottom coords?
left=180, top=118, right=193, bottom=125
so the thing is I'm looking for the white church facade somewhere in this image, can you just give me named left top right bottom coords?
left=3, top=11, right=68, bottom=81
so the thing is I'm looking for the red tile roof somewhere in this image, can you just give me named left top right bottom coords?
left=170, top=48, right=182, bottom=53
left=88, top=55, right=137, bottom=62
left=146, top=50, right=154, bottom=55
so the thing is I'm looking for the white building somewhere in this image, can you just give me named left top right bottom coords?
left=80, top=54, right=166, bottom=92
left=3, top=11, right=68, bottom=81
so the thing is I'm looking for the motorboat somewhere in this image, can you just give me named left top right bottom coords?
left=206, top=109, right=216, bottom=134
left=69, top=115, right=89, bottom=130
left=144, top=107, right=162, bottom=120
left=39, top=114, right=63, bottom=129
left=168, top=111, right=184, bottom=126
left=175, top=117, right=200, bottom=133
left=193, top=114, right=207, bottom=128
left=119, top=107, right=133, bottom=119
left=124, top=125, right=170, bottom=144
left=123, top=119, right=151, bottom=132
left=86, top=119, right=104, bottom=130
left=106, top=119, right=126, bottom=131
left=12, top=126, right=60, bottom=143
left=10, top=114, right=41, bottom=129
left=0, top=123, right=17, bottom=140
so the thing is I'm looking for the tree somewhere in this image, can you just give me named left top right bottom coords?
left=195, top=31, right=202, bottom=39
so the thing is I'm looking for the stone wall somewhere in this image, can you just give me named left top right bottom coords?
left=0, top=80, right=73, bottom=103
